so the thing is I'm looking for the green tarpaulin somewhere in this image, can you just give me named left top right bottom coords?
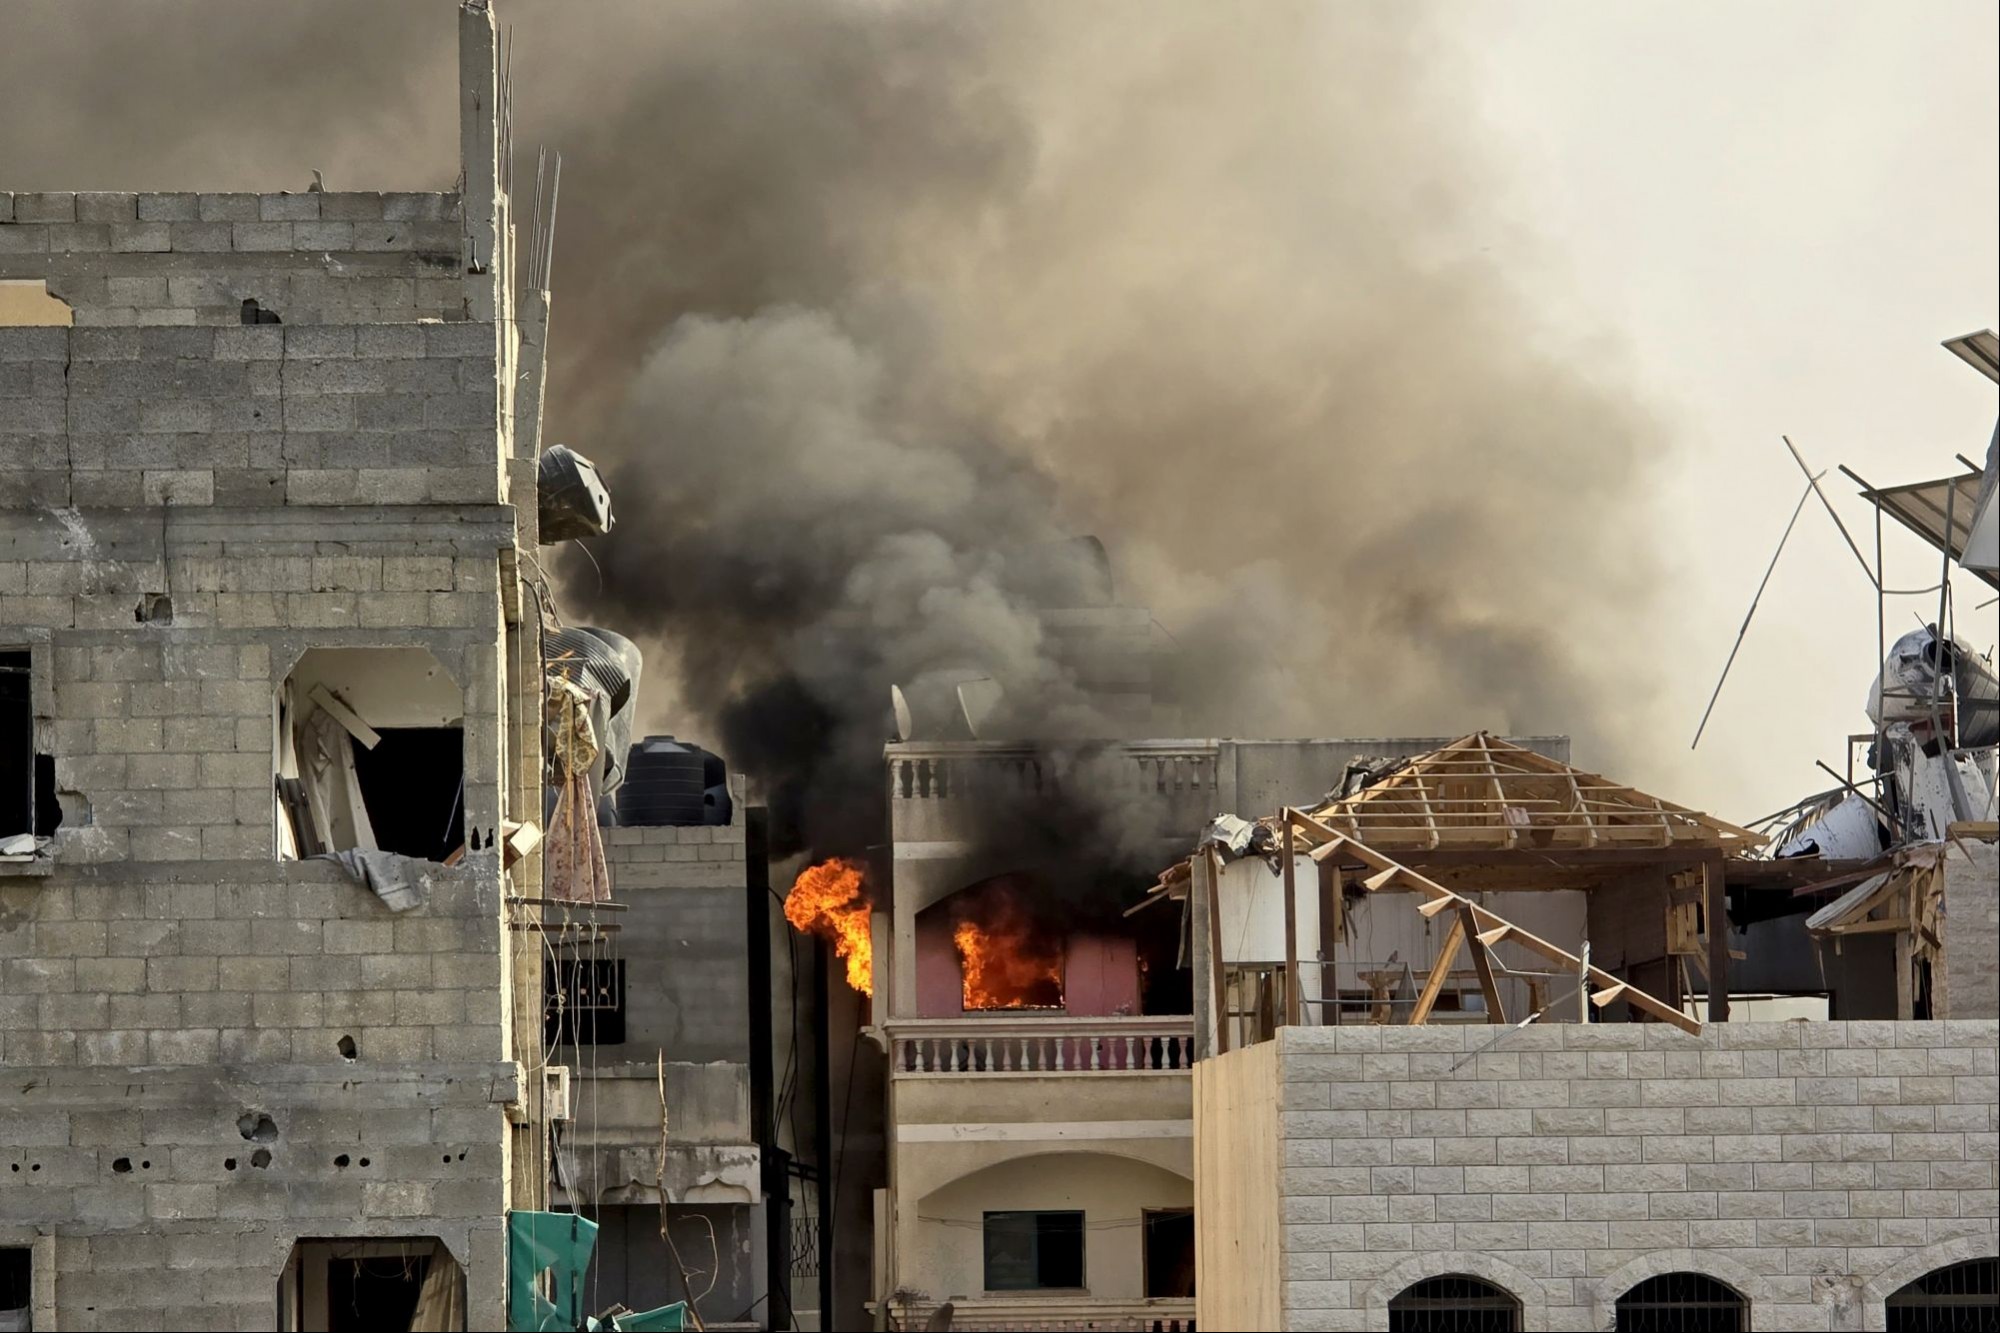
left=508, top=1210, right=599, bottom=1332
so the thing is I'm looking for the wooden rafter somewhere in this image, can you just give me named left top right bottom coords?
left=1305, top=733, right=1763, bottom=852
left=1288, top=808, right=1701, bottom=1034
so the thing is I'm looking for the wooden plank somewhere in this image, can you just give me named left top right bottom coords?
left=1408, top=914, right=1466, bottom=1026
left=1205, top=848, right=1229, bottom=1054
left=1281, top=817, right=1301, bottom=1029
left=1459, top=906, right=1507, bottom=1024
left=308, top=683, right=381, bottom=750
left=1704, top=859, right=1730, bottom=1024
left=1288, top=806, right=1701, bottom=1032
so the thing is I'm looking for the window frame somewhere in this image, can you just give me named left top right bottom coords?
left=981, top=1209, right=1086, bottom=1293
left=544, top=955, right=627, bottom=1047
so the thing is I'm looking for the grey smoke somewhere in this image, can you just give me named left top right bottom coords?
left=3, top=1, right=1673, bottom=858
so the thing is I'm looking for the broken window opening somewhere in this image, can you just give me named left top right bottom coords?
left=2, top=651, right=58, bottom=847
left=981, top=1210, right=1084, bottom=1292
left=277, top=1237, right=464, bottom=1333
left=1, top=1246, right=30, bottom=1330
left=544, top=956, right=625, bottom=1046
left=276, top=648, right=465, bottom=865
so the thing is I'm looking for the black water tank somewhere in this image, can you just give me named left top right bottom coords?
left=616, top=736, right=709, bottom=826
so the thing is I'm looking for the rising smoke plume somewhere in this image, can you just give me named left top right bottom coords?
left=2, top=1, right=1672, bottom=862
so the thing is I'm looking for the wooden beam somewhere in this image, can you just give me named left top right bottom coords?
left=1703, top=860, right=1730, bottom=1024
left=1408, top=914, right=1466, bottom=1026
left=1319, top=858, right=1341, bottom=1026
left=1460, top=906, right=1507, bottom=1024
left=1281, top=816, right=1301, bottom=1029
left=1286, top=813, right=1701, bottom=1034
left=308, top=683, right=381, bottom=750
left=1203, top=848, right=1228, bottom=1055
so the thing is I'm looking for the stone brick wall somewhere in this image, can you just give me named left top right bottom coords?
left=0, top=191, right=464, bottom=326
left=1267, top=1021, right=1999, bottom=1331
left=1943, top=837, right=1998, bottom=1020
left=0, top=322, right=501, bottom=511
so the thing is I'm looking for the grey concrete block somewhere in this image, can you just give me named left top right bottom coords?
left=77, top=191, right=139, bottom=222
left=231, top=221, right=292, bottom=252
left=16, top=192, right=77, bottom=222
left=259, top=192, right=321, bottom=221
left=111, top=222, right=172, bottom=253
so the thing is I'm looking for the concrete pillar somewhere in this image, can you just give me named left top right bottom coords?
left=458, top=0, right=501, bottom=322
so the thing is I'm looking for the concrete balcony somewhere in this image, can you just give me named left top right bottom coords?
left=888, top=1295, right=1195, bottom=1331
left=888, top=1016, right=1194, bottom=1075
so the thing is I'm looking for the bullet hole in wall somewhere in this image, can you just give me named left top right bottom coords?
left=237, top=1112, right=279, bottom=1143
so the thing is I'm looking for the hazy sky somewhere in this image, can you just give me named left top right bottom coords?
left=3, top=1, right=1993, bottom=828
left=1461, top=3, right=1998, bottom=819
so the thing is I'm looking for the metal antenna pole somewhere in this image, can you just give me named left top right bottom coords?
left=1783, top=435, right=1879, bottom=589
left=1692, top=476, right=1819, bottom=748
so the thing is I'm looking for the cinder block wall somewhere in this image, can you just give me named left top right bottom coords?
left=1267, top=1021, right=1999, bottom=1332
left=1, top=181, right=525, bottom=1325
left=599, top=793, right=752, bottom=1069
left=1, top=322, right=501, bottom=511
left=0, top=190, right=464, bottom=326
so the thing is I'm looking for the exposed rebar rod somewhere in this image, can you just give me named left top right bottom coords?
left=1692, top=476, right=1818, bottom=748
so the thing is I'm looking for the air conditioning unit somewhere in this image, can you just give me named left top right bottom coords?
left=544, top=1065, right=573, bottom=1121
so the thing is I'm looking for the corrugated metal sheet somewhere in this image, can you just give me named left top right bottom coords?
left=1853, top=467, right=1999, bottom=590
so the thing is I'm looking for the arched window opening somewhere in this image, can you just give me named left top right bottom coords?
left=1615, top=1272, right=1746, bottom=1332
left=1388, top=1275, right=1520, bottom=1333
left=1887, top=1258, right=1999, bottom=1332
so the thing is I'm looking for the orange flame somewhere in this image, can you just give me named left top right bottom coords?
left=785, top=857, right=873, bottom=995
left=954, top=889, right=1063, bottom=1010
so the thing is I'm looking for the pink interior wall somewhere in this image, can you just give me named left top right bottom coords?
left=915, top=908, right=963, bottom=1017
left=1062, top=934, right=1140, bottom=1017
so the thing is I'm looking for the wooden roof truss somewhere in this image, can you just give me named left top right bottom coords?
left=1284, top=807, right=1701, bottom=1035
left=1305, top=732, right=1763, bottom=852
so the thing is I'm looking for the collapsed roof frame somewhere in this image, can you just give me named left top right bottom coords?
left=1275, top=807, right=1701, bottom=1036
left=1303, top=733, right=1763, bottom=852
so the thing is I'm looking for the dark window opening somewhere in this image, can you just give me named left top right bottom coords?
left=278, top=1237, right=463, bottom=1332
left=1142, top=1209, right=1194, bottom=1299
left=982, top=1211, right=1084, bottom=1292
left=545, top=957, right=625, bottom=1046
left=1, top=1247, right=30, bottom=1323
left=1888, top=1258, right=1999, bottom=1332
left=327, top=1253, right=429, bottom=1333
left=1913, top=958, right=1935, bottom=1021
left=350, top=729, right=465, bottom=862
left=1389, top=1275, right=1521, bottom=1333
left=2, top=651, right=33, bottom=839
left=1615, top=1272, right=1746, bottom=1332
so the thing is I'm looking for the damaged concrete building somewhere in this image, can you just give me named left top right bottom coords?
left=0, top=4, right=589, bottom=1327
